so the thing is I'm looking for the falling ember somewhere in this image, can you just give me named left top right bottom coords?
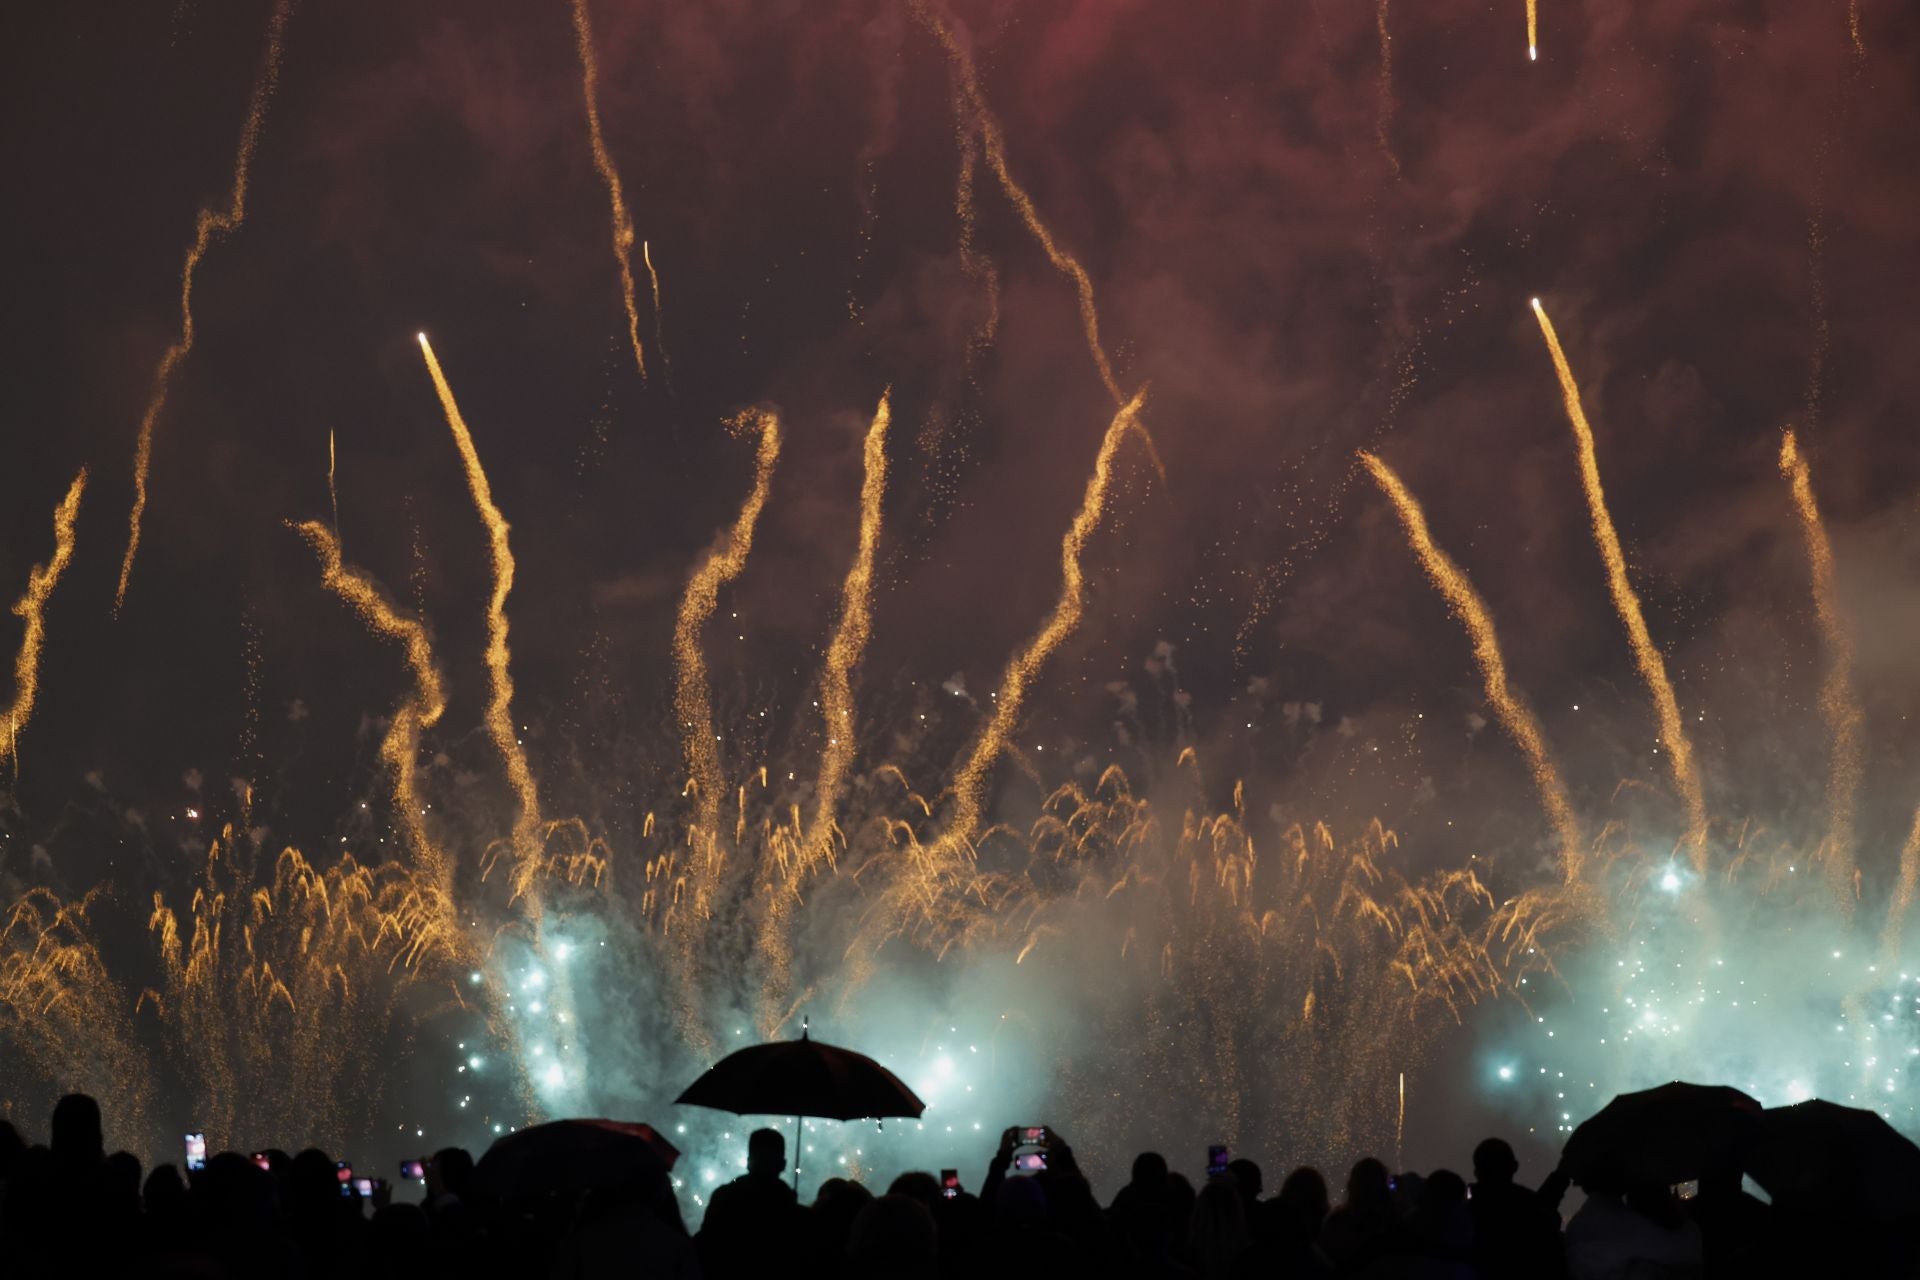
left=1360, top=451, right=1583, bottom=881
left=1, top=471, right=86, bottom=772
left=1527, top=0, right=1538, bottom=60
left=1780, top=428, right=1864, bottom=913
left=116, top=0, right=293, bottom=612
left=1532, top=300, right=1708, bottom=870
left=570, top=0, right=647, bottom=380
left=415, top=334, right=549, bottom=915
left=934, top=390, right=1148, bottom=866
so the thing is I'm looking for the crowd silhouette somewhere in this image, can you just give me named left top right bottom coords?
left=0, top=1093, right=1914, bottom=1277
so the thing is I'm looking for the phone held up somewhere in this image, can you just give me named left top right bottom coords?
left=400, top=1158, right=428, bottom=1181
left=940, top=1169, right=961, bottom=1199
left=183, top=1133, right=206, bottom=1173
left=1206, top=1144, right=1230, bottom=1180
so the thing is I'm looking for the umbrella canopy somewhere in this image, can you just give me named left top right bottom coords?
left=1561, top=1081, right=1761, bottom=1191
left=675, top=1032, right=925, bottom=1122
left=1747, top=1099, right=1920, bottom=1223
left=474, top=1118, right=679, bottom=1200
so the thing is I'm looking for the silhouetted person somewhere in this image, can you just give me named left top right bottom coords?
left=1226, top=1157, right=1262, bottom=1217
left=552, top=1165, right=699, bottom=1279
left=1188, top=1175, right=1250, bottom=1278
left=849, top=1192, right=939, bottom=1279
left=813, top=1177, right=876, bottom=1269
left=697, top=1127, right=806, bottom=1278
left=1689, top=1166, right=1780, bottom=1280
left=1320, top=1157, right=1410, bottom=1275
left=48, top=1093, right=102, bottom=1173
left=1469, top=1137, right=1565, bottom=1280
left=1111, top=1150, right=1171, bottom=1221
left=1245, top=1165, right=1333, bottom=1277
left=1406, top=1168, right=1475, bottom=1277
left=1564, top=1183, right=1702, bottom=1280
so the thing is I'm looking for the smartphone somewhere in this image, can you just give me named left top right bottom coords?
left=184, top=1132, right=207, bottom=1173
left=1207, top=1144, right=1229, bottom=1179
left=1012, top=1150, right=1048, bottom=1174
left=336, top=1161, right=353, bottom=1184
left=251, top=1152, right=271, bottom=1172
left=940, top=1169, right=961, bottom=1199
left=1017, top=1126, right=1048, bottom=1146
left=399, top=1158, right=427, bottom=1181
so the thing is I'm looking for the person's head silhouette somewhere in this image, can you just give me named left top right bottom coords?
left=1131, top=1151, right=1169, bottom=1190
left=747, top=1127, right=786, bottom=1178
left=1345, top=1157, right=1391, bottom=1212
left=1472, top=1138, right=1519, bottom=1187
left=49, top=1093, right=103, bottom=1168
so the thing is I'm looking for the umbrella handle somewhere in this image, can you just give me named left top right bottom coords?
left=792, top=1114, right=801, bottom=1192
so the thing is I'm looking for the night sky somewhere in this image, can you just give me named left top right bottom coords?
left=5, top=0, right=1920, bottom=1178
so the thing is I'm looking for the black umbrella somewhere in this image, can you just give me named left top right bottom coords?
left=1561, top=1081, right=1761, bottom=1191
left=474, top=1118, right=680, bottom=1200
left=676, top=1023, right=924, bottom=1187
left=1747, top=1099, right=1920, bottom=1223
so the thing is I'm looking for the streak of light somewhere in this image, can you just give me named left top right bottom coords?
left=570, top=0, right=647, bottom=380
left=1361, top=451, right=1583, bottom=880
left=1, top=471, right=86, bottom=772
left=1532, top=300, right=1708, bottom=870
left=117, top=0, right=294, bottom=611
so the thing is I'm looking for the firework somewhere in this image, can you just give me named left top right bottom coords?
left=1375, top=0, right=1400, bottom=176
left=1780, top=428, right=1864, bottom=911
left=1532, top=300, right=1708, bottom=870
left=415, top=334, right=550, bottom=916
left=1360, top=451, right=1584, bottom=881
left=759, top=394, right=892, bottom=1019
left=643, top=240, right=671, bottom=385
left=116, top=0, right=293, bottom=612
left=1527, top=0, right=1538, bottom=60
left=1, top=471, right=85, bottom=772
left=571, top=0, right=648, bottom=380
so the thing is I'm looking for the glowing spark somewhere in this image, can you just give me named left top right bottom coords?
left=570, top=0, right=647, bottom=380
left=0, top=472, right=86, bottom=771
left=416, top=334, right=548, bottom=913
left=1527, top=0, right=1538, bottom=60
left=327, top=430, right=340, bottom=545
left=1781, top=428, right=1863, bottom=912
left=1532, top=301, right=1708, bottom=870
left=642, top=240, right=670, bottom=384
left=939, top=390, right=1148, bottom=861
left=1361, top=451, right=1583, bottom=879
left=295, top=522, right=450, bottom=890
left=1849, top=2, right=1863, bottom=58
left=117, top=0, right=293, bottom=612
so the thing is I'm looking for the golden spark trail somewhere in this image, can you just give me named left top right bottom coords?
left=916, top=0, right=1158, bottom=471
left=1361, top=451, right=1583, bottom=880
left=643, top=240, right=670, bottom=382
left=328, top=429, right=340, bottom=541
left=571, top=0, right=647, bottom=381
left=674, top=410, right=782, bottom=913
left=1375, top=0, right=1401, bottom=176
left=416, top=334, right=548, bottom=912
left=295, top=522, right=451, bottom=889
left=1527, top=0, right=1538, bottom=60
left=937, top=389, right=1147, bottom=862
left=117, top=0, right=293, bottom=611
left=759, top=395, right=890, bottom=1013
left=1883, top=809, right=1920, bottom=966
left=1780, top=428, right=1863, bottom=911
left=1, top=471, right=86, bottom=771
left=1532, top=300, right=1708, bottom=870
left=802, top=392, right=889, bottom=875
